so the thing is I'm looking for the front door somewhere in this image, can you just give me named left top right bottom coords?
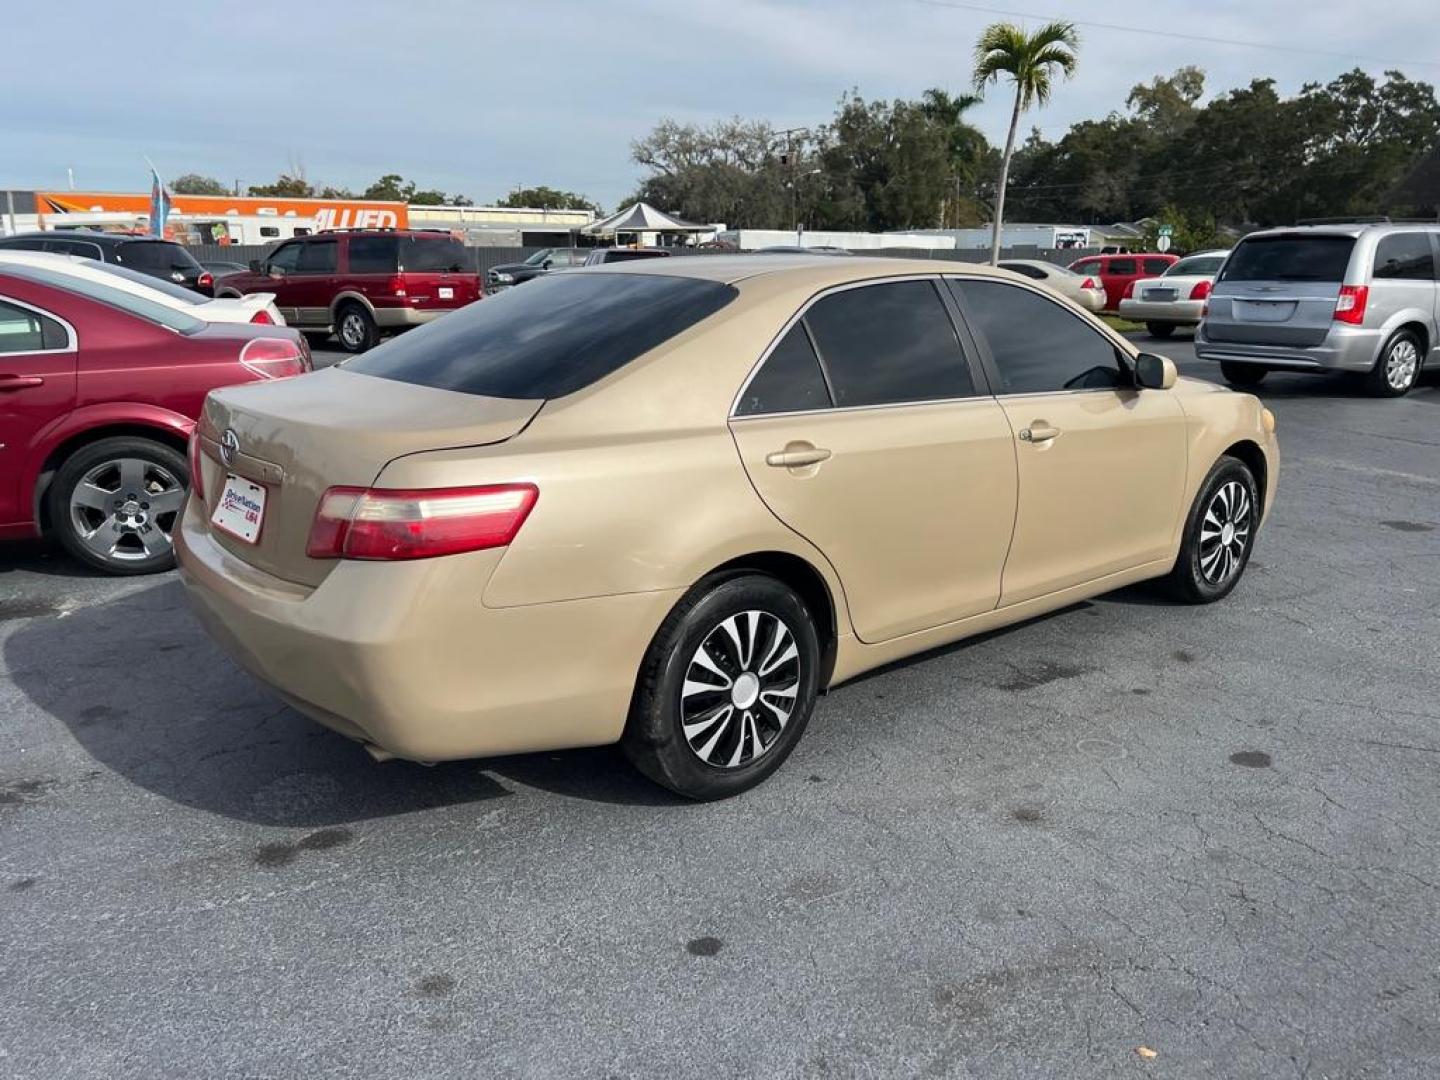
left=258, top=241, right=305, bottom=323
left=0, top=295, right=78, bottom=527
left=729, top=279, right=1018, bottom=644
left=949, top=277, right=1187, bottom=606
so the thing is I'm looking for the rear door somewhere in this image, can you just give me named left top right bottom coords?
left=344, top=235, right=402, bottom=317
left=0, top=292, right=77, bottom=526
left=729, top=278, right=1018, bottom=643
left=400, top=236, right=480, bottom=311
left=257, top=242, right=305, bottom=323
left=1204, top=234, right=1356, bottom=346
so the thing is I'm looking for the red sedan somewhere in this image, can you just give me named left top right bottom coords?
left=0, top=263, right=310, bottom=574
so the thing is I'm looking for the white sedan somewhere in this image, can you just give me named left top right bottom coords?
left=1118, top=250, right=1230, bottom=338
left=0, top=251, right=285, bottom=326
left=996, top=259, right=1106, bottom=312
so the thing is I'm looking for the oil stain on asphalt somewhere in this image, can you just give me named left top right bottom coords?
left=1229, top=750, right=1272, bottom=768
left=996, top=661, right=1091, bottom=691
left=686, top=936, right=724, bottom=957
left=415, top=974, right=457, bottom=998
left=1380, top=520, right=1433, bottom=533
left=253, top=827, right=355, bottom=867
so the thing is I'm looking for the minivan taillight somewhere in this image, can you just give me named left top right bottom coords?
left=240, top=337, right=306, bottom=380
left=250, top=309, right=274, bottom=324
left=306, top=484, right=539, bottom=560
left=1189, top=280, right=1212, bottom=301
left=187, top=433, right=206, bottom=502
left=1334, top=284, right=1369, bottom=325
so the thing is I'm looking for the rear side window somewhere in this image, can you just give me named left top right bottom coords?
left=0, top=299, right=67, bottom=353
left=402, top=237, right=470, bottom=272
left=952, top=278, right=1125, bottom=394
left=1107, top=259, right=1136, bottom=275
left=296, top=240, right=338, bottom=274
left=0, top=238, right=48, bottom=252
left=736, top=324, right=831, bottom=416
left=348, top=236, right=398, bottom=273
left=0, top=263, right=204, bottom=333
left=1372, top=234, right=1435, bottom=281
left=803, top=280, right=974, bottom=407
left=1221, top=235, right=1355, bottom=282
left=117, top=241, right=201, bottom=272
left=347, top=272, right=736, bottom=399
left=1142, top=258, right=1171, bottom=275
left=46, top=238, right=103, bottom=260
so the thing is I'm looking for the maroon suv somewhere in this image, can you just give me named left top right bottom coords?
left=218, top=229, right=483, bottom=352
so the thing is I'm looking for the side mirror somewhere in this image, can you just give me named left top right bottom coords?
left=248, top=259, right=262, bottom=273
left=1134, top=352, right=1177, bottom=390
left=541, top=259, right=553, bottom=269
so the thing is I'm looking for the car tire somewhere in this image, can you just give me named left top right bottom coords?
left=1365, top=328, right=1423, bottom=398
left=48, top=436, right=189, bottom=576
left=623, top=573, right=821, bottom=800
left=1219, top=361, right=1267, bottom=388
left=1163, top=455, right=1259, bottom=604
left=1146, top=322, right=1175, bottom=339
left=335, top=303, right=378, bottom=353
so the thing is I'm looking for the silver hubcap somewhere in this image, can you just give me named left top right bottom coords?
left=68, top=457, right=184, bottom=563
left=1385, top=339, right=1418, bottom=390
left=340, top=313, right=366, bottom=347
left=680, top=610, right=800, bottom=769
left=1199, top=480, right=1251, bottom=585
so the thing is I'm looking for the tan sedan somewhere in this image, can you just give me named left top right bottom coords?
left=178, top=257, right=1279, bottom=799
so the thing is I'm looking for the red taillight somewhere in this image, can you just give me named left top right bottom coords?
left=306, top=484, right=539, bottom=561
left=388, top=274, right=407, bottom=298
left=197, top=271, right=214, bottom=291
left=1334, top=284, right=1369, bottom=325
left=1080, top=277, right=1097, bottom=290
left=1122, top=281, right=1136, bottom=299
left=240, top=336, right=306, bottom=380
left=249, top=309, right=274, bottom=324
left=187, top=432, right=206, bottom=502
left=1189, top=280, right=1212, bottom=301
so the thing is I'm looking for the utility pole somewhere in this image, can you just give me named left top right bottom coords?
left=775, top=126, right=807, bottom=245
left=4, top=189, right=15, bottom=237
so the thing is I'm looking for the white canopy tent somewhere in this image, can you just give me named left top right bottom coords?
left=583, top=201, right=710, bottom=245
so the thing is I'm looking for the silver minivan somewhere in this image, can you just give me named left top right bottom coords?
left=1196, top=222, right=1438, bottom=397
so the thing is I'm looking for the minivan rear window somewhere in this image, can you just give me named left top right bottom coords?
left=1220, top=235, right=1355, bottom=282
left=346, top=272, right=737, bottom=399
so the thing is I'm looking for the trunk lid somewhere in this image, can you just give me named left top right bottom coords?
left=196, top=366, right=541, bottom=587
left=1205, top=233, right=1356, bottom=347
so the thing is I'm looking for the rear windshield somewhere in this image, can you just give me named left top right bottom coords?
left=1, top=263, right=204, bottom=332
left=116, top=240, right=202, bottom=272
left=346, top=272, right=737, bottom=399
left=1166, top=255, right=1226, bottom=277
left=401, top=237, right=471, bottom=272
left=1220, top=235, right=1355, bottom=282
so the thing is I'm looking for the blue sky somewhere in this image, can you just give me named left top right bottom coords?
left=3, top=0, right=1438, bottom=209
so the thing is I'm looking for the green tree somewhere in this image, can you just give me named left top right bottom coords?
left=362, top=174, right=416, bottom=202
left=818, top=93, right=951, bottom=230
left=318, top=184, right=355, bottom=199
left=171, top=173, right=229, bottom=196
left=919, top=88, right=992, bottom=227
left=247, top=174, right=315, bottom=197
left=631, top=117, right=794, bottom=227
left=497, top=186, right=599, bottom=212
left=973, top=20, right=1081, bottom=263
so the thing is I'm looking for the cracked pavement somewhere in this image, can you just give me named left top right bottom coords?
left=2, top=336, right=1438, bottom=1078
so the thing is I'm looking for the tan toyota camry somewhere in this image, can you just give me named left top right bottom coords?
left=178, top=256, right=1279, bottom=799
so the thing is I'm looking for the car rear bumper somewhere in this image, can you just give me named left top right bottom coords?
left=1195, top=322, right=1382, bottom=372
left=372, top=306, right=449, bottom=329
left=175, top=498, right=680, bottom=762
left=1118, top=298, right=1204, bottom=324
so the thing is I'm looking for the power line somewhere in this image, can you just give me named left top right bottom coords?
left=911, top=0, right=1440, bottom=70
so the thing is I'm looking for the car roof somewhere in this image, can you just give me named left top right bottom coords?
left=0, top=231, right=176, bottom=247
left=581, top=253, right=1027, bottom=289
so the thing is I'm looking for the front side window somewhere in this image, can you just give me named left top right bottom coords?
left=736, top=323, right=831, bottom=416
left=1372, top=234, right=1435, bottom=281
left=267, top=243, right=302, bottom=273
left=951, top=278, right=1126, bottom=394
left=802, top=280, right=974, bottom=407
left=296, top=240, right=338, bottom=274
left=348, top=236, right=399, bottom=274
left=0, top=299, right=67, bottom=354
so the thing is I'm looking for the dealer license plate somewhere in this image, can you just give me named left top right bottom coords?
left=438, top=286, right=454, bottom=300
left=211, top=474, right=266, bottom=544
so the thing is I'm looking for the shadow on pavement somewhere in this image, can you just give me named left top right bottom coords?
left=0, top=539, right=107, bottom=580
left=4, top=579, right=677, bottom=826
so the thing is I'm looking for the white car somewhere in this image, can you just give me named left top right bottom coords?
left=0, top=250, right=285, bottom=326
left=1118, top=250, right=1230, bottom=338
left=996, top=259, right=1106, bottom=313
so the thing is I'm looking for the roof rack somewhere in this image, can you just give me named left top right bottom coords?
left=1294, top=216, right=1390, bottom=226
left=317, top=227, right=403, bottom=234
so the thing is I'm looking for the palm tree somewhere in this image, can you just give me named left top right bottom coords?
left=973, top=21, right=1080, bottom=264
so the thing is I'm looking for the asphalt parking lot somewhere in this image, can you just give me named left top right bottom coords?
left=3, top=333, right=1438, bottom=1079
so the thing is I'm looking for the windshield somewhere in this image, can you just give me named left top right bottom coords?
left=1220, top=236, right=1355, bottom=283
left=347, top=272, right=737, bottom=399
left=1166, top=255, right=1226, bottom=277
left=1, top=263, right=205, bottom=333
left=86, top=260, right=206, bottom=304
left=523, top=249, right=554, bottom=266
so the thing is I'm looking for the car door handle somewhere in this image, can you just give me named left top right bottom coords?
left=1018, top=422, right=1060, bottom=443
left=0, top=375, right=44, bottom=391
left=766, top=446, right=832, bottom=468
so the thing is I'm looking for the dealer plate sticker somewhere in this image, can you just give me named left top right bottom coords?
left=212, top=474, right=266, bottom=544
left=438, top=286, right=454, bottom=299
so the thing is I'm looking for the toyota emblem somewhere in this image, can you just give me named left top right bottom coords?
left=220, top=429, right=240, bottom=467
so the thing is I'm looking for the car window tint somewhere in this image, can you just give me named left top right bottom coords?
left=1108, top=259, right=1137, bottom=275
left=46, top=238, right=103, bottom=260
left=0, top=263, right=204, bottom=334
left=1220, top=235, right=1355, bottom=282
left=802, top=280, right=973, bottom=407
left=951, top=279, right=1126, bottom=394
left=1166, top=256, right=1225, bottom=276
left=0, top=238, right=48, bottom=252
left=736, top=323, right=832, bottom=416
left=348, top=236, right=399, bottom=273
left=1070, top=259, right=1098, bottom=272
left=1372, top=234, right=1435, bottom=281
left=348, top=272, right=736, bottom=399
left=117, top=241, right=199, bottom=271
left=402, top=237, right=470, bottom=272
left=999, top=263, right=1047, bottom=280
left=296, top=240, right=338, bottom=274
left=1142, top=258, right=1171, bottom=275
left=0, top=299, right=66, bottom=353
left=267, top=243, right=302, bottom=272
